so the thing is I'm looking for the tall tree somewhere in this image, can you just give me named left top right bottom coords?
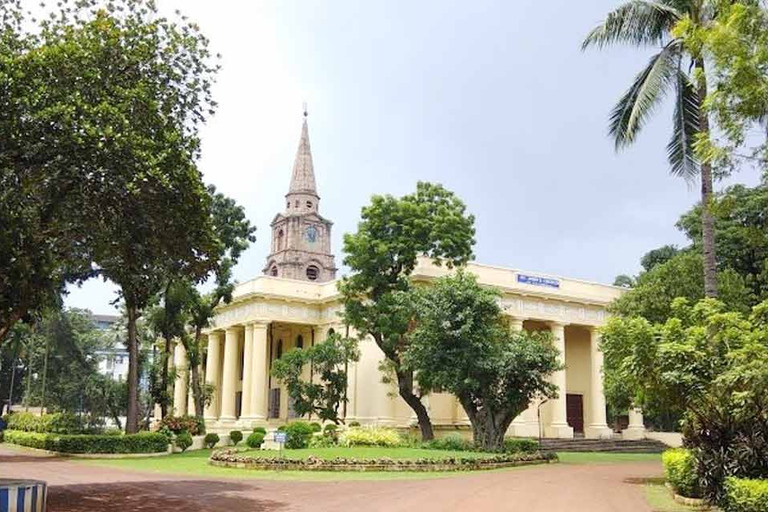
left=339, top=182, right=476, bottom=441
left=405, top=272, right=561, bottom=451
left=583, top=0, right=725, bottom=297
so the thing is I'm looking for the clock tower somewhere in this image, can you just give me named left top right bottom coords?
left=263, top=111, right=337, bottom=282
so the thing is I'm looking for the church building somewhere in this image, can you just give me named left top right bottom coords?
left=170, top=113, right=646, bottom=440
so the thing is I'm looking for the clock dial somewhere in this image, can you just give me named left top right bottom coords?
left=304, top=225, right=317, bottom=243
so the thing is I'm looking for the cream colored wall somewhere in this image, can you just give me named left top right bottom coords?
left=564, top=326, right=592, bottom=431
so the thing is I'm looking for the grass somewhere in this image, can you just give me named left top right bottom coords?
left=79, top=446, right=510, bottom=481
left=645, top=482, right=706, bottom=512
left=557, top=451, right=662, bottom=464
left=229, top=446, right=500, bottom=460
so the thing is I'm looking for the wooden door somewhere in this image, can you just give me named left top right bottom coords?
left=566, top=394, right=584, bottom=434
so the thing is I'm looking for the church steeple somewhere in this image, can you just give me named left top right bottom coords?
left=287, top=111, right=318, bottom=198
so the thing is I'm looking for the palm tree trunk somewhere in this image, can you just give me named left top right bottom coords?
left=695, top=59, right=718, bottom=298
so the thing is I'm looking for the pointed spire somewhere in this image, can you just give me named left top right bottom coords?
left=288, top=108, right=318, bottom=197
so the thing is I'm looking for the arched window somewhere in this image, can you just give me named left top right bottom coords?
left=296, top=334, right=304, bottom=349
left=270, top=266, right=278, bottom=277
left=277, top=229, right=284, bottom=250
left=306, top=201, right=312, bottom=209
left=276, top=339, right=283, bottom=359
left=295, top=200, right=299, bottom=208
left=327, top=328, right=335, bottom=339
left=287, top=201, right=290, bottom=209
left=306, top=265, right=319, bottom=281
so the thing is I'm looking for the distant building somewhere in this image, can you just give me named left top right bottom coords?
left=91, top=314, right=129, bottom=381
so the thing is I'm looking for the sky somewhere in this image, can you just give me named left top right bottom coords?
left=64, top=0, right=764, bottom=315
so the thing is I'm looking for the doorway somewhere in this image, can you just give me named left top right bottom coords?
left=566, top=394, right=584, bottom=434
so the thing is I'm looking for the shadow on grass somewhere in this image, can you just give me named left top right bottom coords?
left=50, top=480, right=287, bottom=512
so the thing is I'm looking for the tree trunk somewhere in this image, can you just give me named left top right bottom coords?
left=459, top=396, right=519, bottom=452
left=696, top=59, right=718, bottom=298
left=125, top=303, right=140, bottom=434
left=160, top=335, right=171, bottom=418
left=395, top=369, right=434, bottom=441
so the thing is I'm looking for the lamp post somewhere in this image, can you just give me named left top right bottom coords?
left=537, top=398, right=549, bottom=450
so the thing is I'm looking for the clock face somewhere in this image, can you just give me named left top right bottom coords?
left=304, top=225, right=317, bottom=243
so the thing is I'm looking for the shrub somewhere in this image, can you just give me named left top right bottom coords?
left=3, top=430, right=168, bottom=454
left=204, top=433, right=220, bottom=449
left=423, top=434, right=473, bottom=452
left=158, top=415, right=205, bottom=435
left=253, top=426, right=267, bottom=435
left=103, top=428, right=123, bottom=436
left=6, top=412, right=84, bottom=434
left=724, top=478, right=768, bottom=512
left=340, top=426, right=402, bottom=447
left=309, top=422, right=322, bottom=433
left=663, top=449, right=700, bottom=498
left=284, top=421, right=314, bottom=449
left=277, top=425, right=286, bottom=432
left=246, top=432, right=264, bottom=449
left=323, top=424, right=338, bottom=437
left=504, top=438, right=538, bottom=454
left=175, top=431, right=193, bottom=452
left=229, top=430, right=243, bottom=446
left=309, top=434, right=338, bottom=448
left=348, top=421, right=361, bottom=427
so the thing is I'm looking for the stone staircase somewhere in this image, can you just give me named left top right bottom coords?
left=539, top=437, right=667, bottom=453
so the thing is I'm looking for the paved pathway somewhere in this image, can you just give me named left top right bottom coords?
left=0, top=445, right=663, bottom=512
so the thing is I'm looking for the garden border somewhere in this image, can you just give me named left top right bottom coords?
left=3, top=443, right=172, bottom=459
left=209, top=450, right=557, bottom=472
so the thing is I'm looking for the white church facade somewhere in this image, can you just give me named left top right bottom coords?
left=170, top=114, right=645, bottom=440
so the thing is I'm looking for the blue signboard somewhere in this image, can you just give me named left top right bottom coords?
left=274, top=432, right=287, bottom=444
left=517, top=274, right=560, bottom=289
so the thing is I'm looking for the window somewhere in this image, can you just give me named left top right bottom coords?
left=270, top=266, right=278, bottom=277
left=296, top=334, right=304, bottom=349
left=277, top=229, right=284, bottom=250
left=306, top=265, right=319, bottom=281
left=287, top=201, right=290, bottom=209
left=295, top=200, right=299, bottom=208
left=306, top=201, right=312, bottom=209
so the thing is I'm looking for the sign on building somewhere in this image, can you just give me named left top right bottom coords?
left=516, top=274, right=560, bottom=289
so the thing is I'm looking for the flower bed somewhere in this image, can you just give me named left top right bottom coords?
left=209, top=449, right=557, bottom=472
left=3, top=430, right=169, bottom=454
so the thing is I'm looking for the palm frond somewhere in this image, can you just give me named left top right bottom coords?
left=582, top=0, right=681, bottom=50
left=609, top=40, right=682, bottom=149
left=667, top=69, right=700, bottom=180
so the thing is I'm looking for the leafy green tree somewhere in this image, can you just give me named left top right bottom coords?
left=405, top=272, right=561, bottom=451
left=271, top=332, right=360, bottom=425
left=583, top=0, right=723, bottom=298
left=641, top=244, right=680, bottom=272
left=339, top=182, right=476, bottom=441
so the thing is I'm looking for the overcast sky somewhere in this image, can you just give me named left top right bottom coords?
left=64, top=0, right=763, bottom=315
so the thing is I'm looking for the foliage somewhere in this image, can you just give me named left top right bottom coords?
left=663, top=449, right=701, bottom=498
left=724, top=477, right=768, bottom=512
left=582, top=0, right=721, bottom=298
left=348, top=421, right=360, bottom=428
left=252, top=426, right=267, bottom=435
left=283, top=421, right=315, bottom=449
left=271, top=333, right=360, bottom=425
left=308, top=434, right=338, bottom=448
left=339, top=181, right=476, bottom=441
left=246, top=432, right=265, bottom=449
left=504, top=438, right=539, bottom=454
left=405, top=271, right=560, bottom=451
left=203, top=433, right=219, bottom=449
left=5, top=412, right=84, bottom=434
left=229, top=430, right=243, bottom=446
left=339, top=427, right=403, bottom=448
left=323, top=424, right=338, bottom=436
left=158, top=415, right=205, bottom=436
left=3, top=430, right=168, bottom=454
left=422, top=434, right=473, bottom=452
left=175, top=432, right=193, bottom=452
left=309, top=422, right=322, bottom=433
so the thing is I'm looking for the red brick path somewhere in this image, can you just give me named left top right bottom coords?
left=0, top=445, right=662, bottom=511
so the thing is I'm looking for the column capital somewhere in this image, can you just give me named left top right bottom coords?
left=224, top=324, right=245, bottom=333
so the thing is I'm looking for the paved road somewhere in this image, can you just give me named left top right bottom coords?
left=0, top=445, right=662, bottom=512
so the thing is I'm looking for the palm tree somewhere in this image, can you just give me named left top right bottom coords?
left=583, top=0, right=722, bottom=297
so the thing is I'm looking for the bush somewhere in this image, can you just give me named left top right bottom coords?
left=348, top=421, right=361, bottom=427
left=175, top=431, right=193, bottom=452
left=504, top=438, right=538, bottom=454
left=204, top=433, right=220, bottom=449
left=323, top=424, right=338, bottom=437
left=6, top=412, right=84, bottom=434
left=423, top=434, right=473, bottom=452
left=229, top=430, right=243, bottom=446
left=247, top=432, right=265, bottom=449
left=724, top=478, right=768, bottom=512
left=3, top=430, right=168, bottom=454
left=663, top=449, right=700, bottom=498
left=253, top=426, right=267, bottom=435
left=277, top=425, right=286, bottom=432
left=309, top=434, right=338, bottom=448
left=340, top=426, right=402, bottom=448
left=309, top=422, right=322, bottom=433
left=158, top=415, right=205, bottom=436
left=284, top=421, right=315, bottom=449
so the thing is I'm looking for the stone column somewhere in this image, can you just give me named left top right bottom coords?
left=219, top=326, right=241, bottom=422
left=204, top=332, right=222, bottom=421
left=623, top=407, right=646, bottom=440
left=187, top=376, right=195, bottom=416
left=240, top=324, right=255, bottom=422
left=585, top=327, right=613, bottom=439
left=545, top=322, right=574, bottom=438
left=508, top=317, right=527, bottom=435
left=172, top=341, right=187, bottom=416
left=248, top=323, right=269, bottom=422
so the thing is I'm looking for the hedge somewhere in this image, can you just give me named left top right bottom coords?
left=663, top=448, right=700, bottom=498
left=724, top=478, right=768, bottom=512
left=340, top=426, right=402, bottom=447
left=4, top=430, right=169, bottom=454
left=4, top=412, right=85, bottom=434
left=157, top=415, right=205, bottom=435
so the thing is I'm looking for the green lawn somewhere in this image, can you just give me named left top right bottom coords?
left=557, top=451, right=662, bottom=464
left=228, top=446, right=500, bottom=460
left=645, top=482, right=706, bottom=512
